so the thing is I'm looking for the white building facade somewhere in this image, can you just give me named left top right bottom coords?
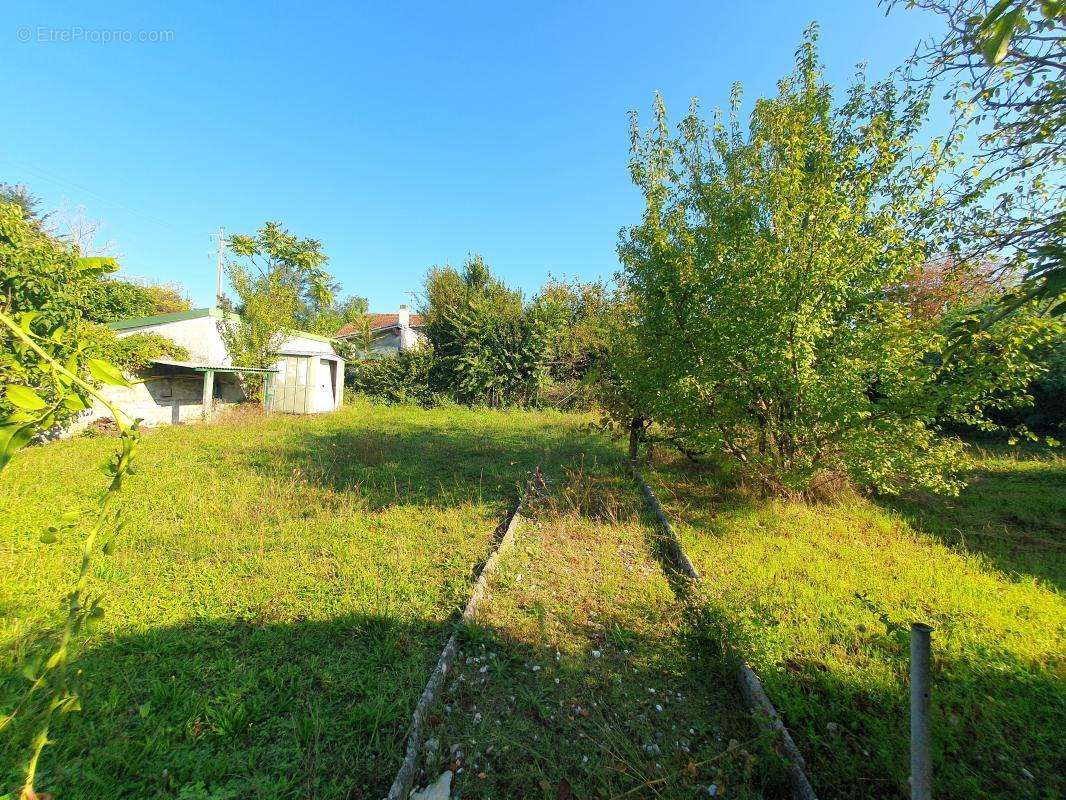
left=80, top=307, right=344, bottom=428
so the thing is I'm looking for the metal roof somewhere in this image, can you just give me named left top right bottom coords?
left=275, top=350, right=344, bottom=359
left=151, top=358, right=278, bottom=374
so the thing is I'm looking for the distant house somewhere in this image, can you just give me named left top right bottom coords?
left=77, top=307, right=344, bottom=429
left=335, top=304, right=428, bottom=357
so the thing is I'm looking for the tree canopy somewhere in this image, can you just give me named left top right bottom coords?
left=613, top=28, right=1060, bottom=496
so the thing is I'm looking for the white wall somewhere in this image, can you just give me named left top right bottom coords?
left=93, top=312, right=343, bottom=426
left=69, top=370, right=244, bottom=433
left=116, top=314, right=230, bottom=364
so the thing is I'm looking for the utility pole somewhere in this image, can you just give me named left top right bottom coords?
left=210, top=227, right=225, bottom=305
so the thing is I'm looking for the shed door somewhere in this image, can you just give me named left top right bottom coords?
left=319, top=358, right=337, bottom=410
left=268, top=356, right=311, bottom=413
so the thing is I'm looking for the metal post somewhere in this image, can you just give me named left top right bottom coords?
left=910, top=622, right=933, bottom=800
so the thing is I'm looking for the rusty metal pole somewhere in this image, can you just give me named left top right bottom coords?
left=910, top=622, right=933, bottom=800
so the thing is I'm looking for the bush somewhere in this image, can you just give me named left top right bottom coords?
left=95, top=329, right=190, bottom=371
left=423, top=256, right=551, bottom=406
left=346, top=349, right=436, bottom=405
left=79, top=278, right=190, bottom=323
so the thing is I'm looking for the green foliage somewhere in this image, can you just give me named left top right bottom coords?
left=0, top=202, right=102, bottom=330
left=346, top=348, right=436, bottom=405
left=893, top=0, right=1065, bottom=325
left=227, top=221, right=337, bottom=332
left=616, top=29, right=1058, bottom=496
left=0, top=184, right=42, bottom=223
left=83, top=328, right=190, bottom=372
left=533, top=278, right=616, bottom=385
left=303, top=294, right=368, bottom=339
left=990, top=334, right=1066, bottom=433
left=422, top=255, right=552, bottom=406
left=78, top=278, right=191, bottom=323
left=218, top=267, right=299, bottom=398
left=0, top=203, right=115, bottom=426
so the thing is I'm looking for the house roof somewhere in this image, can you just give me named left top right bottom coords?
left=107, top=307, right=337, bottom=344
left=335, top=312, right=425, bottom=339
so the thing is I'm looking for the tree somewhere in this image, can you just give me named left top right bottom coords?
left=220, top=221, right=341, bottom=396
left=0, top=183, right=43, bottom=223
left=534, top=278, right=616, bottom=384
left=217, top=266, right=300, bottom=398
left=889, top=0, right=1065, bottom=320
left=47, top=202, right=120, bottom=258
left=303, top=293, right=368, bottom=339
left=421, top=255, right=551, bottom=406
left=227, top=221, right=335, bottom=329
left=617, top=28, right=1058, bottom=496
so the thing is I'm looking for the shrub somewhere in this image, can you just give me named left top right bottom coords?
left=79, top=278, right=191, bottom=323
left=82, top=327, right=190, bottom=372
left=346, top=349, right=436, bottom=405
left=423, top=256, right=551, bottom=406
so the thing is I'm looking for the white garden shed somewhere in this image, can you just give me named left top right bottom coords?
left=80, top=307, right=344, bottom=428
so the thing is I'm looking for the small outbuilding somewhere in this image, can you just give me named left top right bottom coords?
left=77, top=307, right=344, bottom=429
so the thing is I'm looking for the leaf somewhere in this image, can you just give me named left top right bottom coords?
left=0, top=422, right=34, bottom=471
left=5, top=385, right=48, bottom=411
left=979, top=0, right=1015, bottom=29
left=17, top=311, right=39, bottom=333
left=87, top=359, right=130, bottom=388
left=21, top=654, right=42, bottom=681
left=980, top=8, right=1025, bottom=65
left=63, top=393, right=89, bottom=412
left=76, top=256, right=119, bottom=274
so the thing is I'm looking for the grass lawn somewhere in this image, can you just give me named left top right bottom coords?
left=417, top=459, right=788, bottom=799
left=646, top=444, right=1065, bottom=800
left=0, top=399, right=614, bottom=799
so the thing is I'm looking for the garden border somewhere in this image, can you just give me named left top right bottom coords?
left=629, top=462, right=820, bottom=800
left=383, top=468, right=540, bottom=800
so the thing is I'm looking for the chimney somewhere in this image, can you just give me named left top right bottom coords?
left=398, top=304, right=410, bottom=327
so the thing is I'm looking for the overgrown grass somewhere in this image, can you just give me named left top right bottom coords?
left=646, top=444, right=1065, bottom=800
left=0, top=399, right=613, bottom=798
left=419, top=460, right=788, bottom=799
left=6, top=399, right=1056, bottom=799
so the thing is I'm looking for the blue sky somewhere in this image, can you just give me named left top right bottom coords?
left=3, top=1, right=944, bottom=312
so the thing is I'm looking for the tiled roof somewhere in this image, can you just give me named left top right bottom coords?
left=335, top=312, right=424, bottom=338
